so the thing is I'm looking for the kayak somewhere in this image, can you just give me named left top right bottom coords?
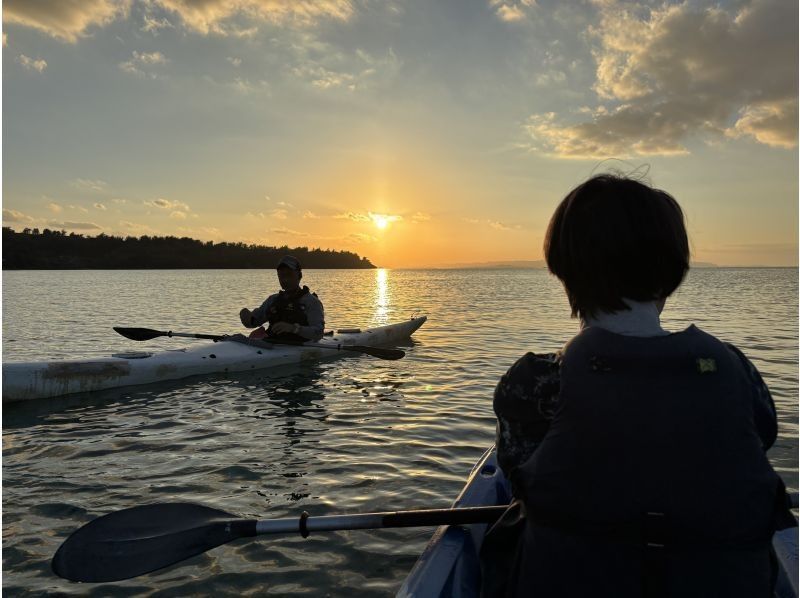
left=397, top=447, right=799, bottom=598
left=3, top=316, right=426, bottom=403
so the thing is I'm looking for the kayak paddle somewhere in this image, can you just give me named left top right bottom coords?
left=52, top=502, right=506, bottom=582
left=112, top=327, right=405, bottom=360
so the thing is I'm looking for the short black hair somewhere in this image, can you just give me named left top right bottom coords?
left=544, top=174, right=690, bottom=319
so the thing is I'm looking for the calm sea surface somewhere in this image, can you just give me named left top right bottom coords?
left=3, top=268, right=797, bottom=596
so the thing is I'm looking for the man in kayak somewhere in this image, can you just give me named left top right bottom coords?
left=239, top=255, right=325, bottom=342
left=487, top=174, right=794, bottom=597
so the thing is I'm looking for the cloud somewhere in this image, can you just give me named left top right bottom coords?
left=334, top=211, right=371, bottom=222
left=94, top=202, right=107, bottom=210
left=68, top=204, right=89, bottom=213
left=152, top=0, right=355, bottom=35
left=119, top=220, right=160, bottom=235
left=491, top=0, right=535, bottom=22
left=47, top=202, right=63, bottom=213
left=144, top=198, right=190, bottom=211
left=411, top=212, right=431, bottom=222
left=17, top=54, right=47, bottom=72
left=170, top=210, right=187, bottom=219
left=271, top=227, right=309, bottom=237
left=142, top=14, right=174, bottom=35
left=70, top=178, right=107, bottom=192
left=3, top=208, right=35, bottom=223
left=269, top=208, right=289, bottom=220
left=119, top=51, right=168, bottom=77
left=727, top=99, right=798, bottom=149
left=291, top=46, right=402, bottom=92
left=488, top=220, right=512, bottom=231
left=347, top=232, right=377, bottom=243
left=3, top=0, right=128, bottom=42
left=463, top=217, right=521, bottom=231
left=302, top=211, right=319, bottom=219
left=111, top=198, right=127, bottom=204
left=227, top=56, right=242, bottom=67
left=524, top=0, right=798, bottom=158
left=50, top=220, right=102, bottom=230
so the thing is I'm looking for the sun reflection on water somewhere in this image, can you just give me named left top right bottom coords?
left=374, top=268, right=390, bottom=325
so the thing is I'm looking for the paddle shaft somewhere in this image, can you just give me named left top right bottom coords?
left=254, top=505, right=508, bottom=536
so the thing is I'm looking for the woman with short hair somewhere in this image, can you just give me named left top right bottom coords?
left=490, top=174, right=793, bottom=597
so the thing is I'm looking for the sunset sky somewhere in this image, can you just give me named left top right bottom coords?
left=3, top=0, right=798, bottom=268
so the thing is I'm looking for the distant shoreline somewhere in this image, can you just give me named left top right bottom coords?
left=2, top=228, right=375, bottom=270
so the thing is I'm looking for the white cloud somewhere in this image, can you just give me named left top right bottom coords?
left=142, top=14, right=174, bottom=35
left=94, top=202, right=107, bottom=210
left=119, top=51, right=168, bottom=77
left=271, top=227, right=309, bottom=237
left=302, top=211, right=319, bottom=219
left=269, top=208, right=289, bottom=220
left=3, top=208, right=35, bottom=223
left=47, top=202, right=63, bottom=213
left=17, top=54, right=47, bottom=72
left=334, top=211, right=371, bottom=222
left=492, top=0, right=535, bottom=22
left=70, top=178, right=107, bottom=192
left=50, top=220, right=102, bottom=230
left=411, top=212, right=431, bottom=222
left=144, top=198, right=190, bottom=211
left=227, top=56, right=242, bottom=67
left=524, top=0, right=798, bottom=158
left=3, top=0, right=128, bottom=43
left=152, top=0, right=354, bottom=35
left=68, top=204, right=89, bottom=213
left=170, top=210, right=187, bottom=219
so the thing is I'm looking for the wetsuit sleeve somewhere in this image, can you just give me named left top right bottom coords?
left=494, top=353, right=560, bottom=475
left=250, top=295, right=277, bottom=327
left=725, top=343, right=777, bottom=450
left=296, top=294, right=324, bottom=341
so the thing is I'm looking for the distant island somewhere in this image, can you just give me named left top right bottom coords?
left=432, top=259, right=719, bottom=269
left=2, top=227, right=375, bottom=270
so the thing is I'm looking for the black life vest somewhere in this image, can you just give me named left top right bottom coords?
left=507, top=325, right=787, bottom=598
left=266, top=286, right=311, bottom=342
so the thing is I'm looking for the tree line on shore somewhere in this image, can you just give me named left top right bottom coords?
left=2, top=227, right=375, bottom=269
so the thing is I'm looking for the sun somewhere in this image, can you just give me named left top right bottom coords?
left=369, top=212, right=401, bottom=230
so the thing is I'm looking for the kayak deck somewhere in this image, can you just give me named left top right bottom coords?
left=398, top=447, right=799, bottom=598
left=3, top=316, right=426, bottom=403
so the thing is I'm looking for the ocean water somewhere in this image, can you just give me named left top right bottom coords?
left=2, top=268, right=797, bottom=596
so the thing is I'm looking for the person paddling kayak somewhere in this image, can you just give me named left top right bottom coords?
left=239, top=255, right=325, bottom=342
left=486, top=174, right=794, bottom=597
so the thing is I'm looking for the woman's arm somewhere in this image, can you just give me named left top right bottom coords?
left=725, top=343, right=777, bottom=450
left=494, top=352, right=560, bottom=475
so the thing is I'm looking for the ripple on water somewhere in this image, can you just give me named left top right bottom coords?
left=2, top=268, right=797, bottom=595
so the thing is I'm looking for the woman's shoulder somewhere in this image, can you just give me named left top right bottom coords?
left=495, top=352, right=560, bottom=411
left=503, top=351, right=560, bottom=381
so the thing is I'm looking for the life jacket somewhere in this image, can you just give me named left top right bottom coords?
left=266, top=286, right=312, bottom=342
left=507, top=325, right=789, bottom=598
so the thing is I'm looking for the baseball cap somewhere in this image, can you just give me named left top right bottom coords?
left=277, top=255, right=302, bottom=271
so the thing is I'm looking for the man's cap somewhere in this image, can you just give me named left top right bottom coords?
left=277, top=255, right=302, bottom=271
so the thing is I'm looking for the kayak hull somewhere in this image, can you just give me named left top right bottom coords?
left=3, top=316, right=426, bottom=403
left=398, top=447, right=799, bottom=598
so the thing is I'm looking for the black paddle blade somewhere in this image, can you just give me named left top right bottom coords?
left=349, top=345, right=405, bottom=360
left=113, top=327, right=166, bottom=342
left=52, top=503, right=257, bottom=583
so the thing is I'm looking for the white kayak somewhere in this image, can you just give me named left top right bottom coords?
left=3, top=316, right=426, bottom=403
